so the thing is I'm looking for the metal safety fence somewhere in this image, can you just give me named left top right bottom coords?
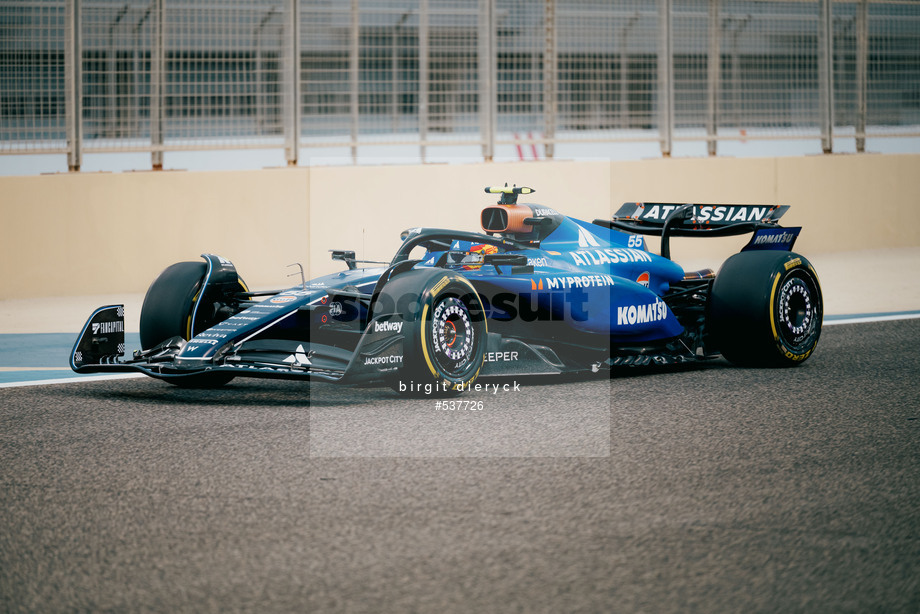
left=1, top=0, right=918, bottom=170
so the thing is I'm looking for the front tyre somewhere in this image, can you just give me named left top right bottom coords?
left=375, top=269, right=486, bottom=396
left=140, top=261, right=241, bottom=388
left=708, top=251, right=822, bottom=367
left=140, top=261, right=207, bottom=350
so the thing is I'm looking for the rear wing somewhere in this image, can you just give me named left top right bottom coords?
left=594, top=202, right=796, bottom=259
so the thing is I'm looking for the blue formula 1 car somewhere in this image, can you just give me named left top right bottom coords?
left=71, top=185, right=822, bottom=395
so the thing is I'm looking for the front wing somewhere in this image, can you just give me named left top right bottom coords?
left=70, top=305, right=578, bottom=385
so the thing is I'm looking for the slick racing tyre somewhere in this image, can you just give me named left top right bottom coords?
left=140, top=261, right=245, bottom=388
left=374, top=268, right=486, bottom=397
left=708, top=251, right=822, bottom=367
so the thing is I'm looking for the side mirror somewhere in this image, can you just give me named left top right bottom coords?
left=483, top=253, right=528, bottom=267
left=330, top=250, right=357, bottom=270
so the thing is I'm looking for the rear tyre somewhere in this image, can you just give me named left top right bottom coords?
left=140, top=261, right=239, bottom=388
left=708, top=251, right=822, bottom=367
left=374, top=269, right=486, bottom=397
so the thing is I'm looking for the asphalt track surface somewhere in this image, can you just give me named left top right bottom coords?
left=1, top=319, right=919, bottom=613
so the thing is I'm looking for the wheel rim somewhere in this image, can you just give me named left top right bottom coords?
left=429, top=296, right=477, bottom=377
left=776, top=272, right=820, bottom=351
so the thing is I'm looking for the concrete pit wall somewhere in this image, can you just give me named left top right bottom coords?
left=1, top=154, right=918, bottom=300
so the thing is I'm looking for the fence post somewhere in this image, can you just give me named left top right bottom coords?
left=619, top=12, right=640, bottom=131
left=108, top=5, right=129, bottom=139
left=65, top=0, right=82, bottom=172
left=658, top=0, right=673, bottom=157
left=855, top=0, right=867, bottom=153
left=706, top=0, right=720, bottom=156
left=254, top=8, right=277, bottom=135
left=479, top=0, right=496, bottom=162
left=132, top=8, right=151, bottom=139
left=150, top=0, right=164, bottom=170
left=818, top=0, right=834, bottom=154
left=418, top=0, right=429, bottom=162
left=543, top=0, right=556, bottom=160
left=350, top=0, right=360, bottom=164
left=283, top=0, right=300, bottom=166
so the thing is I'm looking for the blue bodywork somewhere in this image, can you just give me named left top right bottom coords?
left=77, top=191, right=801, bottom=385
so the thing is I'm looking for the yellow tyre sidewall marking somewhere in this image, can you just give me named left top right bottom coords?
left=769, top=272, right=781, bottom=344
left=186, top=288, right=202, bottom=340
left=420, top=302, right=437, bottom=380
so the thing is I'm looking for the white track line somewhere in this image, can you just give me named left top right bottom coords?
left=825, top=312, right=920, bottom=326
left=0, top=373, right=143, bottom=389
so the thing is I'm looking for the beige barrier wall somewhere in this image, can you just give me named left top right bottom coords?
left=0, top=168, right=310, bottom=299
left=1, top=154, right=918, bottom=299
